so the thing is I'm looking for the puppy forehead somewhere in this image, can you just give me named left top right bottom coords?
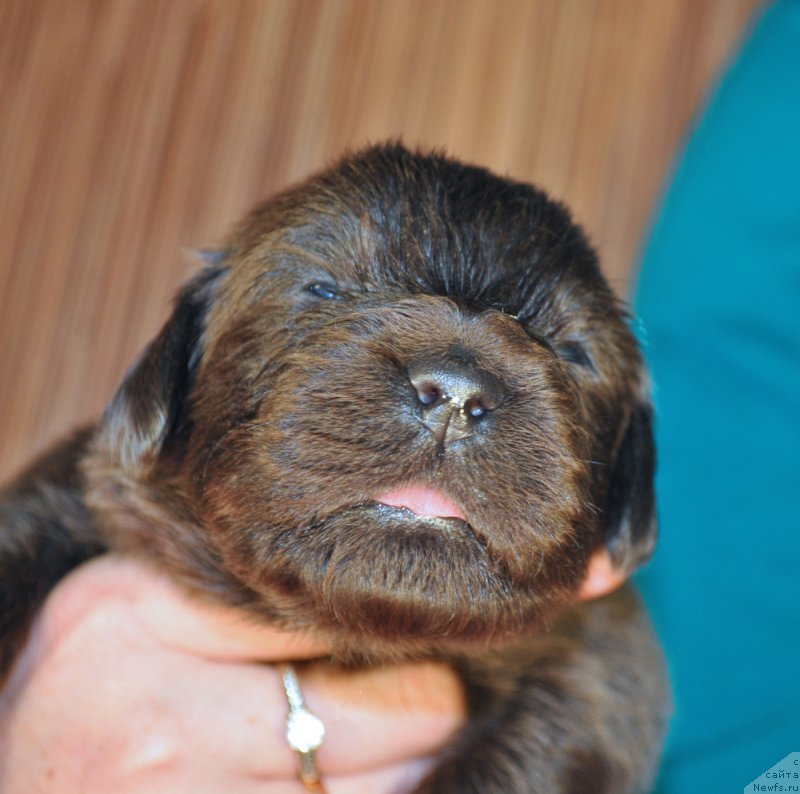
left=227, top=146, right=615, bottom=319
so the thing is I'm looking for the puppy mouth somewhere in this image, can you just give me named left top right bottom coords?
left=371, top=486, right=470, bottom=530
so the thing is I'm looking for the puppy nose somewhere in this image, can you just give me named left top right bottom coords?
left=407, top=358, right=506, bottom=445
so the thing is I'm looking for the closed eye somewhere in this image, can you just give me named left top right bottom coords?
left=555, top=341, right=594, bottom=370
left=306, top=281, right=342, bottom=300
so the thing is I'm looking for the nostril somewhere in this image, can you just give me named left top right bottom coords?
left=464, top=397, right=487, bottom=418
left=416, top=382, right=443, bottom=406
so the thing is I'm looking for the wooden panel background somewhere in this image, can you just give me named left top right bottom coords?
left=0, top=0, right=762, bottom=482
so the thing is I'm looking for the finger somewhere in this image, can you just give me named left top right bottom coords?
left=132, top=655, right=465, bottom=780
left=55, top=556, right=330, bottom=661
left=285, top=660, right=466, bottom=776
left=4, top=610, right=303, bottom=784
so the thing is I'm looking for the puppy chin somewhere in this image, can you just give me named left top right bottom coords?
left=219, top=498, right=584, bottom=656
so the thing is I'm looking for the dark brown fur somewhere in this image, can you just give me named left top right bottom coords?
left=0, top=145, right=668, bottom=792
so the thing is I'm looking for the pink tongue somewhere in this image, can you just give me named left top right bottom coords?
left=375, top=487, right=466, bottom=521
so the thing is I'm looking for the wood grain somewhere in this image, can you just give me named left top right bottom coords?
left=0, top=0, right=762, bottom=481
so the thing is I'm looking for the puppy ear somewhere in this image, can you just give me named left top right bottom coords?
left=602, top=399, right=657, bottom=577
left=101, top=264, right=228, bottom=474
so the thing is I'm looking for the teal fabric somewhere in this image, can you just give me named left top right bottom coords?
left=633, top=1, right=800, bottom=791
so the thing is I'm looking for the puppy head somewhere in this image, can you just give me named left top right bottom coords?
left=91, top=145, right=655, bottom=654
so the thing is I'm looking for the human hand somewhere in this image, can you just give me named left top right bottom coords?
left=0, top=555, right=466, bottom=793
